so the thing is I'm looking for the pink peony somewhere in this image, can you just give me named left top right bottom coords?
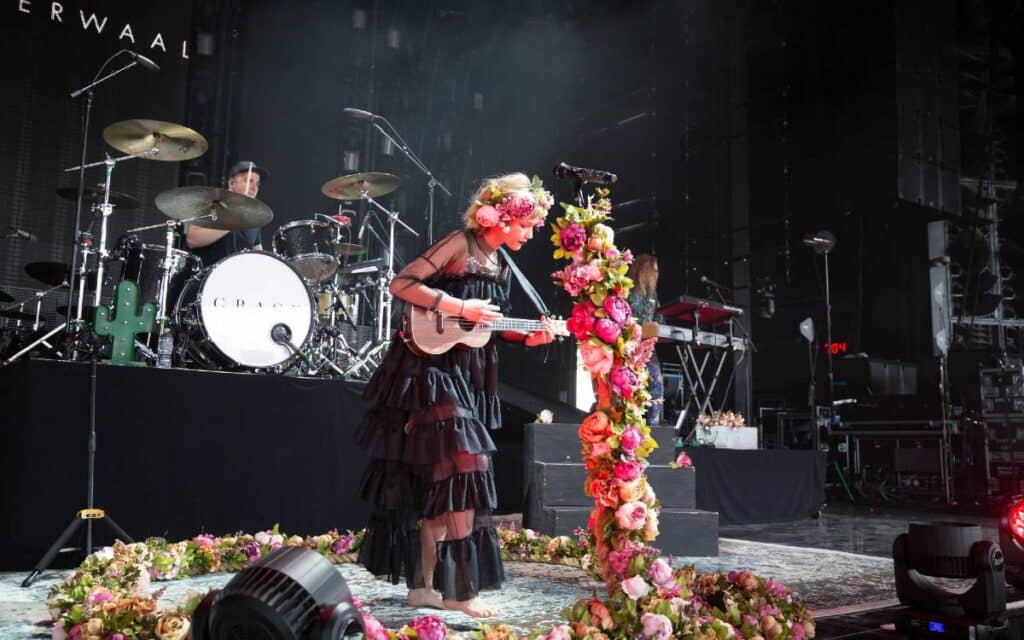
left=552, top=260, right=602, bottom=297
left=621, top=427, right=643, bottom=453
left=475, top=204, right=500, bottom=228
left=87, top=588, right=114, bottom=605
left=766, top=578, right=789, bottom=598
left=594, top=318, right=622, bottom=344
left=361, top=613, right=388, bottom=640
left=614, top=459, right=643, bottom=482
left=640, top=613, right=673, bottom=640
left=331, top=536, right=354, bottom=555
left=409, top=615, right=447, bottom=640
left=610, top=366, right=640, bottom=399
left=545, top=624, right=572, bottom=640
left=559, top=223, right=587, bottom=253
left=241, top=539, right=262, bottom=564
left=192, top=534, right=217, bottom=549
left=615, top=501, right=648, bottom=531
left=649, top=558, right=674, bottom=587
left=603, top=295, right=632, bottom=325
left=621, top=574, right=651, bottom=600
left=580, top=342, right=614, bottom=375
left=674, top=452, right=693, bottom=468
left=497, top=193, right=537, bottom=219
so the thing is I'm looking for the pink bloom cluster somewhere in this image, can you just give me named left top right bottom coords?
left=559, top=222, right=587, bottom=253
left=552, top=260, right=602, bottom=297
left=610, top=366, right=640, bottom=398
left=409, top=615, right=448, bottom=640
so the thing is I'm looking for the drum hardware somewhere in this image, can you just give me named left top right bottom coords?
left=154, top=186, right=273, bottom=229
left=56, top=186, right=140, bottom=210
left=341, top=110, right=451, bottom=244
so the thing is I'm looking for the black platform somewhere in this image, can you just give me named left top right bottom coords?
left=679, top=446, right=827, bottom=526
left=0, top=359, right=374, bottom=570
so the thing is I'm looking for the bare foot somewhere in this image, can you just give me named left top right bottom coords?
left=406, top=587, right=444, bottom=609
left=443, top=596, right=499, bottom=618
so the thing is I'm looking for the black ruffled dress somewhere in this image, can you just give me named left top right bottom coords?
left=355, top=231, right=508, bottom=601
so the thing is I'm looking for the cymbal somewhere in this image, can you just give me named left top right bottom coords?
left=155, top=186, right=273, bottom=230
left=0, top=290, right=12, bottom=303
left=335, top=243, right=367, bottom=257
left=0, top=309, right=36, bottom=322
left=56, top=186, right=140, bottom=209
left=103, top=119, right=208, bottom=162
left=322, top=172, right=400, bottom=200
left=24, top=262, right=95, bottom=289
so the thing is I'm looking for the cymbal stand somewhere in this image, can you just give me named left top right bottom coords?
left=1, top=282, right=70, bottom=366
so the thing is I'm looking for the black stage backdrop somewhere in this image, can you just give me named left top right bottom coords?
left=0, top=360, right=372, bottom=570
left=0, top=0, right=192, bottom=319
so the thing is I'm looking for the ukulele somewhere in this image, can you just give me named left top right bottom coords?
left=403, top=304, right=568, bottom=355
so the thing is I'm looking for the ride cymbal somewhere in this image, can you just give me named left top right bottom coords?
left=56, top=186, right=140, bottom=209
left=321, top=172, right=400, bottom=200
left=103, top=119, right=208, bottom=162
left=155, top=186, right=273, bottom=230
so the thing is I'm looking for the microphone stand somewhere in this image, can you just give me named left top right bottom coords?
left=64, top=50, right=141, bottom=338
left=369, top=119, right=450, bottom=244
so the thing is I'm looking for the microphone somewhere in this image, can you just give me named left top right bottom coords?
left=127, top=51, right=160, bottom=72
left=699, top=275, right=728, bottom=291
left=801, top=230, right=836, bottom=254
left=357, top=211, right=371, bottom=241
left=7, top=228, right=37, bottom=241
left=553, top=162, right=617, bottom=185
left=344, top=107, right=377, bottom=120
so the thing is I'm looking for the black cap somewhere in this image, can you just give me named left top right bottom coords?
left=227, top=161, right=268, bottom=181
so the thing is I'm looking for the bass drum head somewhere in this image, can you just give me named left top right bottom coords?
left=192, top=251, right=313, bottom=369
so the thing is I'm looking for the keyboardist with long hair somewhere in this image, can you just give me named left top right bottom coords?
left=627, top=254, right=664, bottom=425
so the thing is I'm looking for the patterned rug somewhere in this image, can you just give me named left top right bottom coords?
left=0, top=538, right=895, bottom=639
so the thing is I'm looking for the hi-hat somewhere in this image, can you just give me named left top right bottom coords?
left=155, top=186, right=273, bottom=230
left=103, top=119, right=208, bottom=161
left=321, top=172, right=400, bottom=200
left=334, top=243, right=367, bottom=257
left=24, top=262, right=95, bottom=288
left=56, top=186, right=140, bottom=209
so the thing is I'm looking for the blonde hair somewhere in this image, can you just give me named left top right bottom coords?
left=628, top=253, right=659, bottom=298
left=463, top=172, right=548, bottom=231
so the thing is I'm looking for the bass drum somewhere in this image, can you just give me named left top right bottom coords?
left=174, top=251, right=314, bottom=370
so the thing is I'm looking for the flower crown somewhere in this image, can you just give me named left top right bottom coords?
left=474, top=175, right=554, bottom=229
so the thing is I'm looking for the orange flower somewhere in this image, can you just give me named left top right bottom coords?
left=579, top=411, right=613, bottom=444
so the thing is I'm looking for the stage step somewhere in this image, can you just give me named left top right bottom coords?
left=528, top=462, right=696, bottom=509
left=538, top=506, right=719, bottom=557
left=525, top=423, right=678, bottom=466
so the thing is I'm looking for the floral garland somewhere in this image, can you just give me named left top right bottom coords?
left=549, top=191, right=815, bottom=639
left=696, top=410, right=747, bottom=429
left=47, top=525, right=812, bottom=640
left=474, top=176, right=554, bottom=230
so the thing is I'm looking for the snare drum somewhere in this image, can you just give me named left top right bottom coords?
left=174, top=251, right=314, bottom=370
left=272, top=220, right=338, bottom=284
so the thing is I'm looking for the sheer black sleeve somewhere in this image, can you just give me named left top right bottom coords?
left=387, top=231, right=469, bottom=307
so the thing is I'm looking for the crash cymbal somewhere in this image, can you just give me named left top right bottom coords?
left=155, top=186, right=273, bottom=230
left=321, top=172, right=400, bottom=200
left=0, top=309, right=36, bottom=322
left=23, top=262, right=95, bottom=289
left=0, top=290, right=12, bottom=303
left=334, top=243, right=367, bottom=257
left=56, top=186, right=140, bottom=209
left=103, top=119, right=208, bottom=162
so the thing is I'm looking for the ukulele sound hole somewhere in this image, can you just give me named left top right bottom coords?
left=456, top=318, right=477, bottom=331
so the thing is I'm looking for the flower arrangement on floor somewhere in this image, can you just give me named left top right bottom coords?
left=549, top=190, right=814, bottom=638
left=696, top=410, right=747, bottom=429
left=46, top=524, right=811, bottom=640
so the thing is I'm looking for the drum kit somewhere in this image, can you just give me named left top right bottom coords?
left=1, top=118, right=415, bottom=380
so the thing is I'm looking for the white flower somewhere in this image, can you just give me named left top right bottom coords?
left=537, top=409, right=554, bottom=423
left=93, top=546, right=114, bottom=562
left=255, top=531, right=272, bottom=545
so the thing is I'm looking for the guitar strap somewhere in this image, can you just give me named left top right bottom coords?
left=498, top=247, right=552, bottom=317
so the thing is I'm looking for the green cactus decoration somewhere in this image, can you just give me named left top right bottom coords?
left=94, top=280, right=156, bottom=365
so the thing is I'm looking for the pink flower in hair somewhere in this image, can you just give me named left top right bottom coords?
left=497, top=192, right=537, bottom=219
left=475, top=205, right=500, bottom=228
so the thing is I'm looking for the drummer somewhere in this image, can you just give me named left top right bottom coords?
left=185, top=161, right=268, bottom=264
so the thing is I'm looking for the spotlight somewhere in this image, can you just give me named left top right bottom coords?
left=999, top=496, right=1024, bottom=587
left=191, top=547, right=363, bottom=640
left=799, top=317, right=814, bottom=343
left=893, top=522, right=1007, bottom=638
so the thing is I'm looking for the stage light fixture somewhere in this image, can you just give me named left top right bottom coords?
left=893, top=522, right=1007, bottom=638
left=191, top=547, right=362, bottom=640
left=799, top=317, right=814, bottom=343
left=998, top=497, right=1024, bottom=588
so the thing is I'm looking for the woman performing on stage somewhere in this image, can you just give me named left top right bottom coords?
left=355, top=173, right=555, bottom=617
left=627, top=254, right=664, bottom=425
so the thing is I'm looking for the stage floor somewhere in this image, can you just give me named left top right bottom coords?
left=3, top=504, right=1004, bottom=639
